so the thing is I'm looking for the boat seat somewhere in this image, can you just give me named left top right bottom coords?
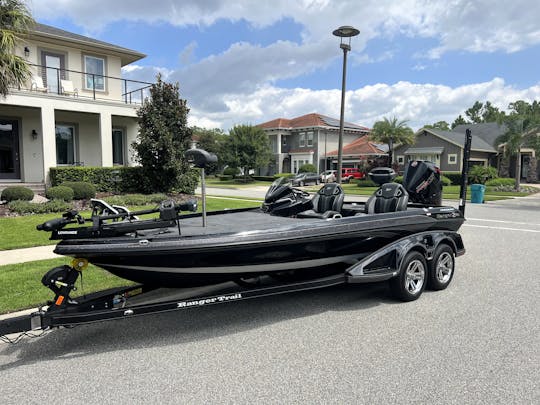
left=364, top=183, right=409, bottom=214
left=297, top=183, right=344, bottom=219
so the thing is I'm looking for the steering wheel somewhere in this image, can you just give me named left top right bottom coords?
left=291, top=187, right=310, bottom=199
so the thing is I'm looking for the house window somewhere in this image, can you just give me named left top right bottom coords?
left=397, top=155, right=405, bottom=165
left=112, top=128, right=125, bottom=165
left=306, top=131, right=314, bottom=147
left=299, top=132, right=305, bottom=147
left=55, top=125, right=76, bottom=165
left=84, top=55, right=106, bottom=91
left=448, top=154, right=457, bottom=165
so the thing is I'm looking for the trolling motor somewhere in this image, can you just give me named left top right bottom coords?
left=185, top=148, right=218, bottom=227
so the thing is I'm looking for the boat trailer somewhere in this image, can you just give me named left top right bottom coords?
left=0, top=230, right=464, bottom=342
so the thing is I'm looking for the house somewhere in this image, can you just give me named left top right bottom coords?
left=394, top=123, right=539, bottom=181
left=453, top=123, right=539, bottom=181
left=393, top=127, right=498, bottom=174
left=258, top=113, right=370, bottom=174
left=326, top=136, right=387, bottom=171
left=0, top=23, right=152, bottom=190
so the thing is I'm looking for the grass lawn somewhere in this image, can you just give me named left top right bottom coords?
left=0, top=197, right=259, bottom=251
left=204, top=178, right=272, bottom=188
left=0, top=258, right=134, bottom=314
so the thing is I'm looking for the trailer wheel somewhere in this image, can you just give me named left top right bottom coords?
left=390, top=251, right=427, bottom=302
left=428, top=244, right=454, bottom=291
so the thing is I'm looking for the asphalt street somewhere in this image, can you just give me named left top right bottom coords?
left=0, top=194, right=539, bottom=404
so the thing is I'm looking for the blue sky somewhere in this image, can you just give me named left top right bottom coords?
left=29, top=0, right=540, bottom=130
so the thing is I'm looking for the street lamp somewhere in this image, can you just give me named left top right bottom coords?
left=333, top=25, right=359, bottom=183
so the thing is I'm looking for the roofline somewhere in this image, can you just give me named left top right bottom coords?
left=417, top=127, right=496, bottom=153
left=30, top=25, right=146, bottom=66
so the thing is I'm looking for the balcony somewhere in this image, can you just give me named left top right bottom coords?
left=14, top=63, right=152, bottom=105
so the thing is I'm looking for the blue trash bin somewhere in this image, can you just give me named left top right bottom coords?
left=470, top=184, right=485, bottom=203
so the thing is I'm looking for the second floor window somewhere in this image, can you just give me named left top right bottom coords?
left=299, top=133, right=305, bottom=147
left=307, top=131, right=314, bottom=147
left=84, top=55, right=105, bottom=91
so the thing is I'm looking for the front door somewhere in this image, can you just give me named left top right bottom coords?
left=0, top=119, right=20, bottom=180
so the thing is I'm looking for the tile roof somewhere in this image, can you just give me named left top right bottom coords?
left=32, top=23, right=146, bottom=65
left=326, top=136, right=386, bottom=156
left=258, top=113, right=369, bottom=131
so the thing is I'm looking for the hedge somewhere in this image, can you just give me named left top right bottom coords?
left=1, top=186, right=34, bottom=202
left=50, top=166, right=199, bottom=194
left=485, top=178, right=516, bottom=187
left=251, top=176, right=275, bottom=182
left=8, top=200, right=70, bottom=214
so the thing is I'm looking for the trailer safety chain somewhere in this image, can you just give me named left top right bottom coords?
left=0, top=329, right=51, bottom=344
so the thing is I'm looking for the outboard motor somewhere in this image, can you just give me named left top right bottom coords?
left=402, top=160, right=443, bottom=206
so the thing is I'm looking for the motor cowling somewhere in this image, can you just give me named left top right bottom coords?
left=402, top=160, right=443, bottom=206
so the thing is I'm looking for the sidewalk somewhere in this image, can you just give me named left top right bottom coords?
left=0, top=245, right=60, bottom=266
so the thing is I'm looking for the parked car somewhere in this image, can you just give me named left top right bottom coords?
left=341, top=168, right=365, bottom=183
left=292, top=172, right=320, bottom=186
left=320, top=170, right=337, bottom=183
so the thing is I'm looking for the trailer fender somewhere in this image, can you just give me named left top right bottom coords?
left=346, top=231, right=463, bottom=283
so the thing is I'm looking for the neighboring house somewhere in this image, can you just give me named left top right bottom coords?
left=326, top=136, right=387, bottom=170
left=258, top=113, right=370, bottom=174
left=454, top=123, right=539, bottom=181
left=0, top=23, right=151, bottom=189
left=394, top=127, right=498, bottom=173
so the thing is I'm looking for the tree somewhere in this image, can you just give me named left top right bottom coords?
left=370, top=117, right=415, bottom=166
left=451, top=115, right=468, bottom=129
left=191, top=127, right=226, bottom=175
left=424, top=121, right=450, bottom=131
left=222, top=124, right=272, bottom=182
left=0, top=0, right=34, bottom=97
left=132, top=74, right=196, bottom=193
left=496, top=100, right=540, bottom=189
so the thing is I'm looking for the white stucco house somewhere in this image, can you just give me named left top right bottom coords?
left=0, top=23, right=151, bottom=190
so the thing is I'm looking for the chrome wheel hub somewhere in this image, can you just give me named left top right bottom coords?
left=436, top=252, right=453, bottom=283
left=405, top=259, right=425, bottom=294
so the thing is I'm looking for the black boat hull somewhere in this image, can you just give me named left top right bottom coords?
left=54, top=208, right=464, bottom=287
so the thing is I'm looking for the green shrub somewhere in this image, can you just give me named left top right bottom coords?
left=298, top=164, right=317, bottom=173
left=218, top=175, right=233, bottom=181
left=394, top=176, right=403, bottom=184
left=61, top=181, right=96, bottom=200
left=251, top=176, right=275, bottom=182
left=1, top=186, right=34, bottom=202
left=357, top=179, right=378, bottom=187
left=46, top=185, right=74, bottom=201
left=8, top=200, right=70, bottom=214
left=223, top=167, right=239, bottom=176
left=442, top=172, right=463, bottom=185
left=469, top=165, right=498, bottom=185
left=50, top=166, right=145, bottom=193
left=485, top=178, right=516, bottom=187
left=103, top=193, right=168, bottom=206
left=274, top=173, right=294, bottom=179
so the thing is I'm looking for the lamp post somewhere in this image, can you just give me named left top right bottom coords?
left=333, top=25, right=359, bottom=183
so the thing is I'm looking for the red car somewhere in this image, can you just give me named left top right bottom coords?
left=341, top=168, right=365, bottom=182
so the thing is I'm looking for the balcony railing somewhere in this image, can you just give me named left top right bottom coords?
left=20, top=63, right=153, bottom=105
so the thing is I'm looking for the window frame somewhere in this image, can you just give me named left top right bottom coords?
left=55, top=123, right=77, bottom=165
left=448, top=153, right=458, bottom=165
left=83, top=54, right=107, bottom=92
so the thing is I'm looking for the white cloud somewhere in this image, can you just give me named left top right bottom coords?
left=186, top=78, right=540, bottom=131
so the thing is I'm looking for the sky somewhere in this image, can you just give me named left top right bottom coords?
left=27, top=0, right=540, bottom=131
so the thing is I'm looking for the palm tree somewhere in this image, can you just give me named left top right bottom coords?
left=370, top=116, right=415, bottom=167
left=0, top=0, right=35, bottom=98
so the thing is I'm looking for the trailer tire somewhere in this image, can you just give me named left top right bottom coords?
left=390, top=251, right=427, bottom=302
left=428, top=244, right=454, bottom=291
